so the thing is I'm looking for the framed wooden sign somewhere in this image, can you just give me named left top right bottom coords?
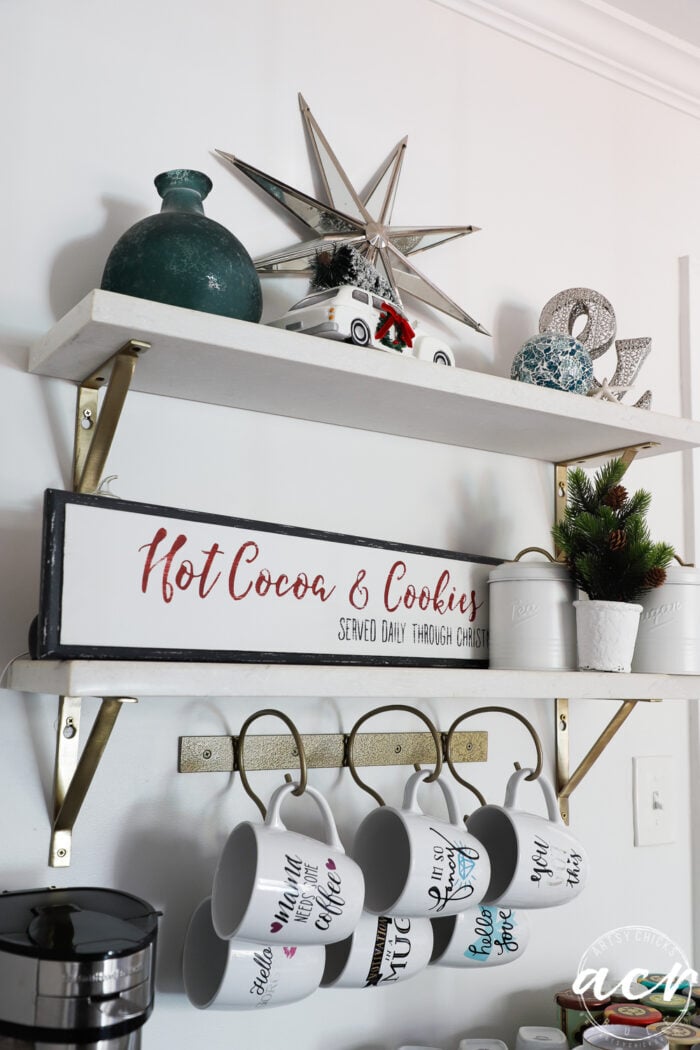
left=36, top=489, right=498, bottom=666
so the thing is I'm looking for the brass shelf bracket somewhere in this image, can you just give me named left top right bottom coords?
left=555, top=696, right=660, bottom=824
left=58, top=336, right=148, bottom=865
left=73, top=339, right=150, bottom=494
left=554, top=442, right=660, bottom=824
left=51, top=694, right=137, bottom=867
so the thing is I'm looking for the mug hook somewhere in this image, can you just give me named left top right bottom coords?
left=236, top=708, right=308, bottom=819
left=445, top=706, right=544, bottom=801
left=345, top=704, right=442, bottom=807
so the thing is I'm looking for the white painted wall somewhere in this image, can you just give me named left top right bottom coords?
left=603, top=0, right=700, bottom=48
left=1, top=2, right=699, bottom=1048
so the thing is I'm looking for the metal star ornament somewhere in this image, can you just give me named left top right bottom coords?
left=216, top=94, right=489, bottom=335
left=588, top=378, right=633, bottom=402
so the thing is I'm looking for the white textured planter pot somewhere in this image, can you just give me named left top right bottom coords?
left=574, top=599, right=643, bottom=672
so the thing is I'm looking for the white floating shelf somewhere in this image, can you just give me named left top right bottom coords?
left=28, top=290, right=700, bottom=463
left=6, top=658, right=700, bottom=701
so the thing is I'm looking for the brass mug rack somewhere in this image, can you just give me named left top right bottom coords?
left=178, top=704, right=544, bottom=817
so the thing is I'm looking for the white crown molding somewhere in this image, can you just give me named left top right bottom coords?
left=430, top=0, right=700, bottom=120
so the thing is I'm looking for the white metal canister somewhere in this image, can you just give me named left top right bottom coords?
left=632, top=561, right=700, bottom=674
left=488, top=547, right=577, bottom=670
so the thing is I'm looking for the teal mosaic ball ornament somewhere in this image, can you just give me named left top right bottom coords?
left=101, top=169, right=262, bottom=322
left=511, top=333, right=593, bottom=394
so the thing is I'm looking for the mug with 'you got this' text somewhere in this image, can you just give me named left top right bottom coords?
left=467, top=767, right=588, bottom=908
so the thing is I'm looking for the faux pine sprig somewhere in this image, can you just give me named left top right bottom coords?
left=551, top=458, right=674, bottom=603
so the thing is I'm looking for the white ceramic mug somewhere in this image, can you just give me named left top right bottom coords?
left=352, top=768, right=491, bottom=917
left=321, top=910, right=433, bottom=989
left=211, top=781, right=365, bottom=944
left=516, top=1029, right=569, bottom=1050
left=431, top=903, right=530, bottom=968
left=467, top=768, right=588, bottom=909
left=182, top=897, right=325, bottom=1010
left=459, top=1040, right=510, bottom=1050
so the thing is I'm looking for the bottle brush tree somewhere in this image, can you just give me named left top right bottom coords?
left=551, top=457, right=674, bottom=603
left=310, top=244, right=398, bottom=304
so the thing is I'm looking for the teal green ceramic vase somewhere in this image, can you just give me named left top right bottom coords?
left=101, top=169, right=262, bottom=322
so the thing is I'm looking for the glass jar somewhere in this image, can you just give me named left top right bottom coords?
left=646, top=1024, right=700, bottom=1050
left=556, top=988, right=611, bottom=1047
left=603, top=1005, right=663, bottom=1027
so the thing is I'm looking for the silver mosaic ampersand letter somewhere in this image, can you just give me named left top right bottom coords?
left=539, top=288, right=616, bottom=360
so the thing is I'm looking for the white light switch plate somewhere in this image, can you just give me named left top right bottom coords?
left=633, top=756, right=676, bottom=846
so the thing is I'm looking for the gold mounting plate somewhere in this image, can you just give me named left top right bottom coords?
left=178, top=730, right=488, bottom=774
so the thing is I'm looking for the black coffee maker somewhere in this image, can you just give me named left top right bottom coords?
left=0, top=887, right=159, bottom=1050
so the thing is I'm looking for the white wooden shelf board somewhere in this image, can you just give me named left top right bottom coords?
left=5, top=659, right=700, bottom=701
left=28, top=290, right=700, bottom=463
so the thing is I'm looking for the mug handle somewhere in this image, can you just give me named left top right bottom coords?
left=264, top=781, right=346, bottom=853
left=503, top=767, right=563, bottom=825
left=402, top=768, right=462, bottom=826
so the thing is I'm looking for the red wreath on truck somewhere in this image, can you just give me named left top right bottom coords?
left=375, top=301, right=416, bottom=351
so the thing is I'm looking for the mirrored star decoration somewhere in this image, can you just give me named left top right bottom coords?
left=539, top=288, right=652, bottom=408
left=216, top=94, right=490, bottom=335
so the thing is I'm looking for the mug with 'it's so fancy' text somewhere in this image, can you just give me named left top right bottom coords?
left=352, top=768, right=491, bottom=918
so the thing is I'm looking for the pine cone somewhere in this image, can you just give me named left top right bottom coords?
left=608, top=529, right=627, bottom=552
left=603, top=485, right=628, bottom=510
left=644, top=567, right=667, bottom=589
